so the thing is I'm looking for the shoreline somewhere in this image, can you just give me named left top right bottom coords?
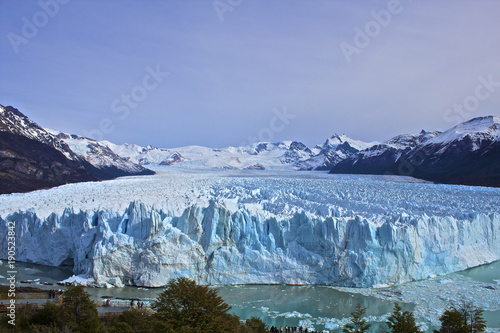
left=1, top=260, right=499, bottom=331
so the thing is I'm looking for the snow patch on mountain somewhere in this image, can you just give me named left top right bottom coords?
left=101, top=133, right=378, bottom=171
left=427, top=116, right=500, bottom=147
left=1, top=105, right=78, bottom=160
left=385, top=130, right=441, bottom=149
left=298, top=134, right=378, bottom=170
left=107, top=141, right=315, bottom=170
left=1, top=105, right=152, bottom=180
left=351, top=130, right=441, bottom=160
left=324, top=134, right=377, bottom=151
left=103, top=141, right=183, bottom=166
left=50, top=131, right=148, bottom=174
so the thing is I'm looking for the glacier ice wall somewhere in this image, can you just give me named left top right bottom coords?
left=1, top=197, right=498, bottom=288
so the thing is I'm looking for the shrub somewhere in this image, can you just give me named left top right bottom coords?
left=151, top=277, right=239, bottom=333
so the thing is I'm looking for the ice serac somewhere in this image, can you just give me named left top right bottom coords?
left=2, top=195, right=498, bottom=288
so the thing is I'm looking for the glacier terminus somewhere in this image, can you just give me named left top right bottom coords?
left=0, top=168, right=499, bottom=288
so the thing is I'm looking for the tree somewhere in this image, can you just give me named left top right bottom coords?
left=31, top=300, right=62, bottom=326
left=343, top=303, right=371, bottom=333
left=435, top=308, right=469, bottom=333
left=59, top=285, right=100, bottom=333
left=151, top=277, right=239, bottom=332
left=241, top=317, right=267, bottom=333
left=385, top=302, right=422, bottom=333
left=435, top=300, right=486, bottom=333
left=100, top=309, right=167, bottom=333
left=457, top=300, right=486, bottom=333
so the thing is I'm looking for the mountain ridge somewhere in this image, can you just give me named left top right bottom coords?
left=2, top=103, right=499, bottom=190
left=0, top=130, right=97, bottom=194
left=330, top=116, right=500, bottom=187
left=0, top=105, right=154, bottom=194
left=43, top=112, right=500, bottom=187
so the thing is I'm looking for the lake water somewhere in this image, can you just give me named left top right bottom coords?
left=1, top=260, right=499, bottom=332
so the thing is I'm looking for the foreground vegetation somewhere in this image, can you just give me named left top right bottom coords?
left=342, top=300, right=486, bottom=333
left=1, top=278, right=488, bottom=332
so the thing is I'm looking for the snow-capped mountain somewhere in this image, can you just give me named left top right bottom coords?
left=0, top=105, right=96, bottom=194
left=330, top=116, right=500, bottom=187
left=0, top=105, right=154, bottom=194
left=384, top=130, right=441, bottom=149
left=102, top=142, right=185, bottom=166
left=0, top=104, right=153, bottom=179
left=297, top=134, right=378, bottom=170
left=0, top=104, right=79, bottom=160
left=50, top=131, right=154, bottom=179
left=106, top=140, right=315, bottom=170
left=172, top=141, right=314, bottom=169
left=425, top=115, right=500, bottom=148
left=3, top=103, right=499, bottom=188
left=1, top=103, right=372, bottom=179
left=105, top=135, right=376, bottom=171
left=329, top=130, right=441, bottom=175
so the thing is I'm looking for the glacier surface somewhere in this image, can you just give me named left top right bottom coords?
left=0, top=168, right=499, bottom=288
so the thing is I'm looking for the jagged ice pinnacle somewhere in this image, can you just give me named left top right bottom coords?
left=0, top=169, right=498, bottom=288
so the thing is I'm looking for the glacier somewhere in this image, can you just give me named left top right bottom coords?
left=0, top=168, right=499, bottom=288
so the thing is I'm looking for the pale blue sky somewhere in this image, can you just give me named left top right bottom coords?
left=1, top=0, right=499, bottom=148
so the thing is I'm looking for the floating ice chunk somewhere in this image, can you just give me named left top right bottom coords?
left=324, top=322, right=336, bottom=329
left=298, top=318, right=315, bottom=331
left=60, top=275, right=96, bottom=286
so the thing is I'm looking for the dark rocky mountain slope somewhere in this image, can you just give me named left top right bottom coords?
left=0, top=104, right=154, bottom=194
left=0, top=131, right=96, bottom=194
left=330, top=116, right=500, bottom=187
